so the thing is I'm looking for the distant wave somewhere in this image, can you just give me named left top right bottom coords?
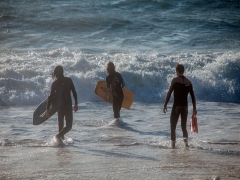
left=0, top=48, right=239, bottom=105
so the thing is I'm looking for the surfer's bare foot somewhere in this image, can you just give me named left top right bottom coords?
left=171, top=141, right=175, bottom=149
left=184, top=138, right=189, bottom=148
left=55, top=134, right=60, bottom=139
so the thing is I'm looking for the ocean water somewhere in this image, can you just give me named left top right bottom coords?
left=0, top=0, right=240, bottom=179
left=1, top=102, right=240, bottom=179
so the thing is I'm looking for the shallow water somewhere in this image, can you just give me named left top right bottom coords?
left=0, top=102, right=239, bottom=179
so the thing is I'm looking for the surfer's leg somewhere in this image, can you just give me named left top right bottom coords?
left=57, top=108, right=65, bottom=134
left=112, top=96, right=120, bottom=118
left=57, top=105, right=73, bottom=138
left=180, top=106, right=188, bottom=139
left=170, top=107, right=180, bottom=142
left=65, top=105, right=73, bottom=132
left=180, top=106, right=188, bottom=147
left=118, top=95, right=124, bottom=118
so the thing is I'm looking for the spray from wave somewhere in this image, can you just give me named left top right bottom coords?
left=0, top=48, right=239, bottom=105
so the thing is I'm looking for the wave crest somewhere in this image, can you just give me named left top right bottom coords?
left=0, top=49, right=239, bottom=105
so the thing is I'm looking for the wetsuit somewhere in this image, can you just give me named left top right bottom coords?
left=164, top=76, right=196, bottom=141
left=47, top=76, right=78, bottom=138
left=106, top=72, right=124, bottom=118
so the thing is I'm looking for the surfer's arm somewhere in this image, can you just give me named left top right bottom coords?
left=106, top=77, right=111, bottom=101
left=46, top=83, right=55, bottom=118
left=70, top=80, right=78, bottom=112
left=71, top=80, right=78, bottom=105
left=120, top=74, right=125, bottom=88
left=106, top=87, right=111, bottom=101
left=163, top=81, right=174, bottom=113
left=46, top=83, right=55, bottom=110
left=121, top=79, right=125, bottom=88
left=189, top=84, right=197, bottom=115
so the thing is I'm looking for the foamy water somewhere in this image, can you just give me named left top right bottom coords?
left=0, top=102, right=240, bottom=179
left=0, top=50, right=239, bottom=106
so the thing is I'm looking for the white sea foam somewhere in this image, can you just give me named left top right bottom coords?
left=46, top=136, right=65, bottom=147
left=108, top=118, right=125, bottom=126
left=0, top=49, right=239, bottom=106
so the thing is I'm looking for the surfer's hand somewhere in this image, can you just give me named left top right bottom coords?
left=163, top=107, right=167, bottom=114
left=46, top=110, right=51, bottom=118
left=74, top=104, right=78, bottom=112
left=193, top=109, right=197, bottom=115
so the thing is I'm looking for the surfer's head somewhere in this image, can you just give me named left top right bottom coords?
left=52, top=65, right=64, bottom=79
left=106, top=61, right=115, bottom=74
left=176, top=64, right=184, bottom=75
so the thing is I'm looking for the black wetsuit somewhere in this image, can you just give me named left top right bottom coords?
left=47, top=76, right=78, bottom=138
left=164, top=76, right=196, bottom=141
left=106, top=72, right=124, bottom=118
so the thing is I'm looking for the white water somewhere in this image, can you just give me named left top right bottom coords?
left=1, top=50, right=240, bottom=106
left=0, top=102, right=240, bottom=179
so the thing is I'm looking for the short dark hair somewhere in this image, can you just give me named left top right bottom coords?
left=176, top=64, right=184, bottom=74
left=53, top=65, right=64, bottom=78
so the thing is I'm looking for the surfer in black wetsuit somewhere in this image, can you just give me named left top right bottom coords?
left=163, top=64, right=197, bottom=148
left=105, top=61, right=125, bottom=121
left=46, top=65, right=78, bottom=140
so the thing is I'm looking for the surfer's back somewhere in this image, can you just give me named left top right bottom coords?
left=171, top=76, right=193, bottom=107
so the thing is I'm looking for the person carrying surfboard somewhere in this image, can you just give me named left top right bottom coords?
left=46, top=65, right=78, bottom=140
left=163, top=64, right=197, bottom=148
left=105, top=61, right=125, bottom=121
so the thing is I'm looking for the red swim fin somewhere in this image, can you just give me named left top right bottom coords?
left=190, top=114, right=198, bottom=133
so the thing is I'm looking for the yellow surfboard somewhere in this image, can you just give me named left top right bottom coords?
left=94, top=80, right=134, bottom=110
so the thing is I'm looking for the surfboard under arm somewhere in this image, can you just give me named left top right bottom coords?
left=94, top=80, right=134, bottom=110
left=33, top=88, right=64, bottom=125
